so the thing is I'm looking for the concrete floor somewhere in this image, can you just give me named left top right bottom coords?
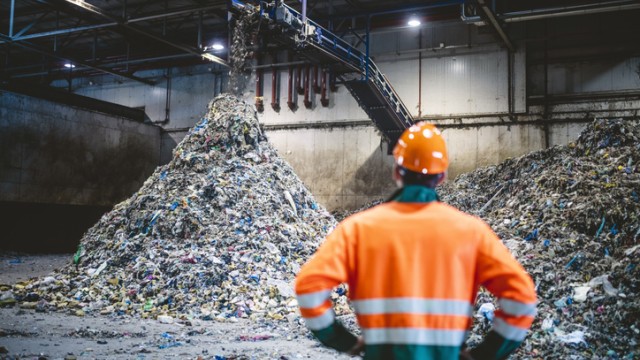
left=0, top=253, right=351, bottom=360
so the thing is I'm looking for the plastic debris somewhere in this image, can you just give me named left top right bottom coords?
left=554, top=329, right=587, bottom=345
left=10, top=94, right=336, bottom=322
left=157, top=315, right=174, bottom=324
left=541, top=317, right=555, bottom=332
left=477, top=303, right=495, bottom=322
left=572, top=286, right=591, bottom=303
left=588, top=275, right=619, bottom=297
left=237, top=334, right=274, bottom=342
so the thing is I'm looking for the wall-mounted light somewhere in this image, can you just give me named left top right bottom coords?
left=64, top=63, right=76, bottom=69
left=408, top=19, right=421, bottom=27
left=211, top=43, right=225, bottom=51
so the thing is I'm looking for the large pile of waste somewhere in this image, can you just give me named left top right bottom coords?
left=5, top=95, right=336, bottom=322
left=439, top=119, right=639, bottom=359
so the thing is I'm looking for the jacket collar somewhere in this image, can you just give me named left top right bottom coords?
left=392, top=185, right=439, bottom=203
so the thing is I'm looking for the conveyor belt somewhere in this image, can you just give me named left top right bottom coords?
left=230, top=0, right=414, bottom=144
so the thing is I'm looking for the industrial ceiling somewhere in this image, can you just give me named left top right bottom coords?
left=1, top=0, right=639, bottom=86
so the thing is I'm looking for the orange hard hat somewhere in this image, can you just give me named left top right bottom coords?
left=392, top=122, right=448, bottom=174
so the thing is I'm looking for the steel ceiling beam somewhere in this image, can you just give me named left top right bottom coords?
left=318, top=0, right=464, bottom=20
left=1, top=5, right=224, bottom=44
left=0, top=34, right=156, bottom=86
left=53, top=0, right=227, bottom=66
left=475, top=0, right=515, bottom=52
left=13, top=11, right=52, bottom=38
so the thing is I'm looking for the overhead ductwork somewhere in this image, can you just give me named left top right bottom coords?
left=462, top=0, right=640, bottom=25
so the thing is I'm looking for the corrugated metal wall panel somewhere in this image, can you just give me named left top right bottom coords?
left=513, top=47, right=527, bottom=113
left=422, top=49, right=508, bottom=115
left=534, top=57, right=640, bottom=95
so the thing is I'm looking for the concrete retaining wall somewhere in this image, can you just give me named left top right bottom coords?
left=0, top=90, right=161, bottom=206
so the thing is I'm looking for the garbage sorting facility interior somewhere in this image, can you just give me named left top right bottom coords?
left=0, top=0, right=639, bottom=359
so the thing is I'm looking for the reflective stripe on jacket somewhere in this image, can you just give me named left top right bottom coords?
left=295, top=197, right=537, bottom=360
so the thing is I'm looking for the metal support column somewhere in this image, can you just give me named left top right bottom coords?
left=9, top=0, right=16, bottom=38
left=197, top=11, right=203, bottom=49
left=365, top=15, right=370, bottom=81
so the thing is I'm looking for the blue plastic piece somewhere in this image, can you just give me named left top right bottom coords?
left=595, top=217, right=606, bottom=238
left=524, top=228, right=539, bottom=241
left=158, top=342, right=182, bottom=349
left=610, top=224, right=619, bottom=235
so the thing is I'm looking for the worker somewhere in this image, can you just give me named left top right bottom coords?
left=294, top=122, right=537, bottom=359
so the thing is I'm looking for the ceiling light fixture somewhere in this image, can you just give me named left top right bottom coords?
left=408, top=19, right=421, bottom=27
left=64, top=63, right=76, bottom=69
left=211, top=43, right=225, bottom=51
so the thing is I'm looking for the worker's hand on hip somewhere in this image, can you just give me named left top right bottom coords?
left=459, top=349, right=475, bottom=360
left=347, top=336, right=365, bottom=357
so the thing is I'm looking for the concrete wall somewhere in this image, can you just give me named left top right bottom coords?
left=267, top=126, right=395, bottom=210
left=60, top=66, right=227, bottom=128
left=0, top=90, right=161, bottom=206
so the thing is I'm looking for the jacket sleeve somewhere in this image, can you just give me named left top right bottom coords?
left=294, top=222, right=358, bottom=352
left=470, top=222, right=538, bottom=360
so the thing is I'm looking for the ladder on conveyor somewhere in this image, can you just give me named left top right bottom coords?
left=230, top=0, right=414, bottom=145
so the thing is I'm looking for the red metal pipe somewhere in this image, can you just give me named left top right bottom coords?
left=255, top=68, right=264, bottom=112
left=321, top=68, right=329, bottom=107
left=271, top=67, right=280, bottom=111
left=303, top=64, right=312, bottom=109
left=296, top=65, right=304, bottom=95
left=329, top=69, right=337, bottom=92
left=287, top=64, right=295, bottom=110
left=313, top=65, right=320, bottom=93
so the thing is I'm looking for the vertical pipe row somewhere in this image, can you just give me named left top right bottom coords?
left=313, top=65, right=320, bottom=93
left=256, top=68, right=264, bottom=112
left=296, top=65, right=303, bottom=94
left=255, top=53, right=264, bottom=112
left=304, top=64, right=311, bottom=108
left=287, top=58, right=296, bottom=110
left=321, top=68, right=329, bottom=107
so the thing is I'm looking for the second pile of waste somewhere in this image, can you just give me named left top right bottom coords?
left=7, top=94, right=336, bottom=322
left=439, top=118, right=639, bottom=359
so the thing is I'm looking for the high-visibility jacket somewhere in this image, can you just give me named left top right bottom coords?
left=295, top=186, right=537, bottom=360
